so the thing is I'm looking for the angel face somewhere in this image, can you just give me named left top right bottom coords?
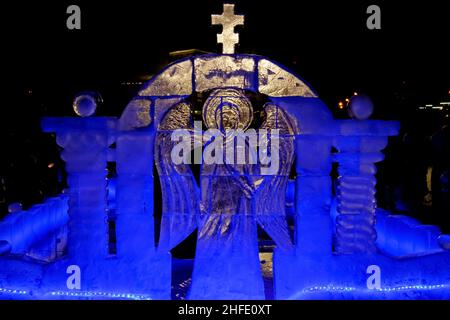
left=203, top=88, right=253, bottom=132
left=215, top=104, right=240, bottom=132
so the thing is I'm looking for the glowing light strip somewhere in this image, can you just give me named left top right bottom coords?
left=288, top=283, right=450, bottom=299
left=377, top=284, right=448, bottom=292
left=49, top=291, right=152, bottom=300
left=1, top=287, right=152, bottom=300
left=0, top=287, right=29, bottom=295
left=303, top=284, right=450, bottom=293
left=306, top=286, right=355, bottom=292
left=4, top=284, right=450, bottom=300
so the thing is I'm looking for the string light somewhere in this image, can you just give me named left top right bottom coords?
left=0, top=287, right=152, bottom=300
left=4, top=284, right=448, bottom=300
left=296, top=284, right=449, bottom=296
left=49, top=291, right=152, bottom=300
left=0, top=287, right=29, bottom=295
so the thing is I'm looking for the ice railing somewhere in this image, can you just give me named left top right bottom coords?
left=375, top=208, right=450, bottom=258
left=0, top=195, right=69, bottom=257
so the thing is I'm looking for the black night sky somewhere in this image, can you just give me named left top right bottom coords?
left=1, top=1, right=449, bottom=228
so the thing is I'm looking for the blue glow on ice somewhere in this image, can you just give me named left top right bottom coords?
left=1, top=50, right=450, bottom=300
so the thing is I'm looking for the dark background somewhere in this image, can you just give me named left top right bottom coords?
left=1, top=1, right=449, bottom=230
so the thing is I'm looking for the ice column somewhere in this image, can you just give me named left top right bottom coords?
left=333, top=121, right=399, bottom=254
left=295, top=135, right=333, bottom=256
left=115, top=131, right=155, bottom=257
left=41, top=118, right=116, bottom=261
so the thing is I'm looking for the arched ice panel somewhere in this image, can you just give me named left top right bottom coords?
left=194, top=55, right=256, bottom=92
left=136, top=54, right=319, bottom=99
left=258, top=59, right=318, bottom=98
left=118, top=99, right=152, bottom=131
left=125, top=54, right=327, bottom=132
left=138, top=60, right=193, bottom=97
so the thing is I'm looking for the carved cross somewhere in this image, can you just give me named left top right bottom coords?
left=211, top=4, right=244, bottom=54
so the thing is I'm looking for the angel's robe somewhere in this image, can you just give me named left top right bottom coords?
left=188, top=146, right=265, bottom=299
left=156, top=101, right=295, bottom=299
left=188, top=105, right=295, bottom=300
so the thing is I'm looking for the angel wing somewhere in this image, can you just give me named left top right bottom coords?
left=155, top=101, right=200, bottom=251
left=254, top=103, right=295, bottom=252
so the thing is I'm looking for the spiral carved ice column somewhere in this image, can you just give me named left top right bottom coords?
left=334, top=149, right=381, bottom=254
left=333, top=97, right=399, bottom=255
left=333, top=129, right=397, bottom=254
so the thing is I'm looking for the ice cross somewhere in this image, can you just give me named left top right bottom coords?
left=211, top=4, right=244, bottom=54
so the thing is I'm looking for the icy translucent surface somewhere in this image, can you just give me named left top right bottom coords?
left=2, top=51, right=450, bottom=300
left=73, top=93, right=98, bottom=117
left=156, top=101, right=200, bottom=250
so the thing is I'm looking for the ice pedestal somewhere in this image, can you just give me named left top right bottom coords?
left=40, top=118, right=114, bottom=292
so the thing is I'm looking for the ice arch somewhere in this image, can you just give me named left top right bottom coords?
left=118, top=54, right=335, bottom=135
left=117, top=54, right=337, bottom=300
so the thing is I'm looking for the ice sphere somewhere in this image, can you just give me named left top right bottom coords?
left=73, top=92, right=100, bottom=117
left=348, top=95, right=374, bottom=120
left=8, top=202, right=22, bottom=213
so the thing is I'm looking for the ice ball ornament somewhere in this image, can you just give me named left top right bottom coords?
left=8, top=202, right=22, bottom=213
left=73, top=92, right=100, bottom=117
left=348, top=95, right=374, bottom=120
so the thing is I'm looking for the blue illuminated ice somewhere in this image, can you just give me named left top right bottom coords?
left=1, top=53, right=450, bottom=301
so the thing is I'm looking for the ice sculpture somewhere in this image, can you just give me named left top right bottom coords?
left=254, top=103, right=295, bottom=252
left=1, top=3, right=450, bottom=300
left=190, top=89, right=262, bottom=299
left=0, top=196, right=68, bottom=260
left=156, top=101, right=200, bottom=251
left=72, top=92, right=102, bottom=117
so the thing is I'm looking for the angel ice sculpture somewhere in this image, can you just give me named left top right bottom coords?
left=155, top=88, right=295, bottom=299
